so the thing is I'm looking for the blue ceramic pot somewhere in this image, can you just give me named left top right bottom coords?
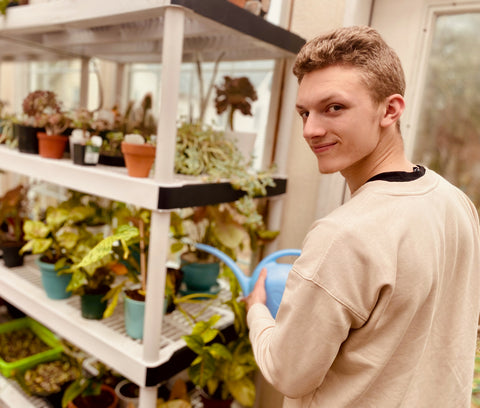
left=36, top=258, right=72, bottom=300
left=124, top=294, right=145, bottom=340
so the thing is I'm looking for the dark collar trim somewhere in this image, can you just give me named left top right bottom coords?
left=366, top=165, right=426, bottom=183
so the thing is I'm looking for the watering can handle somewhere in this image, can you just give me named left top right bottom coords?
left=251, top=248, right=302, bottom=279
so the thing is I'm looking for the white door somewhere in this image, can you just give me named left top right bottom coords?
left=371, top=0, right=480, bottom=207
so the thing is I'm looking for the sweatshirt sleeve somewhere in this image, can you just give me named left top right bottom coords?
left=247, top=221, right=370, bottom=399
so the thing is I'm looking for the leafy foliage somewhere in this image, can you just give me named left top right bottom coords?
left=20, top=206, right=97, bottom=268
left=182, top=271, right=257, bottom=406
left=0, top=184, right=28, bottom=243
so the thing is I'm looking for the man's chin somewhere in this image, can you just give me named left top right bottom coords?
left=317, top=165, right=339, bottom=175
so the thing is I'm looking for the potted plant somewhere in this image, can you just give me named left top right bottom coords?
left=182, top=272, right=257, bottom=408
left=65, top=201, right=137, bottom=320
left=121, top=133, right=156, bottom=178
left=68, top=108, right=101, bottom=166
left=170, top=204, right=246, bottom=295
left=15, top=90, right=62, bottom=154
left=36, top=102, right=72, bottom=159
left=19, top=205, right=97, bottom=299
left=70, top=130, right=102, bottom=166
left=214, top=76, right=258, bottom=159
left=0, top=184, right=29, bottom=267
left=61, top=360, right=119, bottom=408
left=72, top=207, right=152, bottom=337
left=98, top=94, right=157, bottom=168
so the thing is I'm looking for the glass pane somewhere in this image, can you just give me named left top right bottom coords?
left=128, top=60, right=275, bottom=169
left=29, top=59, right=100, bottom=111
left=412, top=13, right=480, bottom=207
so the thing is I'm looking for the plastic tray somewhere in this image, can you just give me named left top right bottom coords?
left=0, top=317, right=63, bottom=377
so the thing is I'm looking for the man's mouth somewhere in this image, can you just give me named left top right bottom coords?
left=311, top=142, right=337, bottom=154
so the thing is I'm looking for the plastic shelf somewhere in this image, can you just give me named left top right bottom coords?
left=0, top=256, right=233, bottom=387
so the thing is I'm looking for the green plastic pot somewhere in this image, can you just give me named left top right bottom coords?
left=81, top=293, right=107, bottom=320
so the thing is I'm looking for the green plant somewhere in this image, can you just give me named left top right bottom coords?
left=19, top=205, right=97, bottom=269
left=0, top=184, right=28, bottom=244
left=173, top=121, right=279, bottom=263
left=170, top=204, right=247, bottom=262
left=214, top=76, right=258, bottom=131
left=182, top=271, right=256, bottom=406
left=61, top=360, right=119, bottom=408
left=71, top=209, right=150, bottom=317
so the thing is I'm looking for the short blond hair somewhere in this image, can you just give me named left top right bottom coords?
left=293, top=26, right=406, bottom=104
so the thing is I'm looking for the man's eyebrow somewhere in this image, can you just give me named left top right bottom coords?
left=296, top=93, right=344, bottom=110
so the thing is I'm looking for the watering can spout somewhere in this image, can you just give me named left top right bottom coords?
left=194, top=243, right=301, bottom=318
left=195, top=243, right=251, bottom=295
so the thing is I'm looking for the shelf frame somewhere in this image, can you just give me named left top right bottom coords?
left=0, top=1, right=305, bottom=407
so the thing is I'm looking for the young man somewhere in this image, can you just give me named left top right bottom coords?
left=245, top=26, right=480, bottom=407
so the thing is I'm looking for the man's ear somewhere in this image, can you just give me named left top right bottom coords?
left=380, top=94, right=405, bottom=128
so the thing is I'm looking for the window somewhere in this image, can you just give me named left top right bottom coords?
left=412, top=12, right=480, bottom=207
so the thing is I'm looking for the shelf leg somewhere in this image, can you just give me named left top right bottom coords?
left=79, top=57, right=90, bottom=108
left=138, top=386, right=158, bottom=408
left=142, top=211, right=170, bottom=362
left=154, top=6, right=185, bottom=183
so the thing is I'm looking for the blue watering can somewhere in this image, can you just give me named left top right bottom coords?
left=195, top=243, right=301, bottom=318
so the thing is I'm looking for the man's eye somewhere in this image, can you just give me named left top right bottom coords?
left=327, top=104, right=342, bottom=112
left=299, top=111, right=309, bottom=119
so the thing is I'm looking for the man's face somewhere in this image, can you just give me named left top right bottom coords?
left=295, top=65, right=385, bottom=176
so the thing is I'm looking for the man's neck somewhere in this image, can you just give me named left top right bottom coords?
left=342, top=131, right=413, bottom=193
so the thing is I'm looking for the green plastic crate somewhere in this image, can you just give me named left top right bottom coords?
left=0, top=317, right=63, bottom=377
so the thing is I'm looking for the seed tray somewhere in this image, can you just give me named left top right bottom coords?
left=0, top=317, right=63, bottom=377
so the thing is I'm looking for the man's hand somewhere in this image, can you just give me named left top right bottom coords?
left=244, top=268, right=267, bottom=312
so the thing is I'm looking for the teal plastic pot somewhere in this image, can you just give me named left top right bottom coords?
left=180, top=254, right=220, bottom=292
left=36, top=258, right=72, bottom=300
left=81, top=293, right=107, bottom=320
left=124, top=294, right=145, bottom=340
left=124, top=292, right=168, bottom=340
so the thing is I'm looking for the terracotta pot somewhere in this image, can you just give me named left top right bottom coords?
left=227, top=0, right=247, bottom=7
left=37, top=132, right=68, bottom=159
left=68, top=384, right=118, bottom=408
left=121, top=142, right=156, bottom=178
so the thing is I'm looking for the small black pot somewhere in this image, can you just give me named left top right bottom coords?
left=99, top=153, right=125, bottom=167
left=14, top=123, right=44, bottom=154
left=0, top=241, right=24, bottom=267
left=73, top=144, right=99, bottom=166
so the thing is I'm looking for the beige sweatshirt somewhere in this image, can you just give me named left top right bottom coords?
left=248, top=168, right=480, bottom=407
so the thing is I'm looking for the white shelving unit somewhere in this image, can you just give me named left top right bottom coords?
left=0, top=1, right=304, bottom=407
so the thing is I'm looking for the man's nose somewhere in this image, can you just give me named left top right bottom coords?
left=303, top=113, right=327, bottom=140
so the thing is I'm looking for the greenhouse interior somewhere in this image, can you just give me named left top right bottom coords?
left=0, top=0, right=479, bottom=407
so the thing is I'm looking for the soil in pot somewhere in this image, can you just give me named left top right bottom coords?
left=68, top=384, right=118, bottom=408
left=200, top=392, right=233, bottom=408
left=115, top=379, right=139, bottom=408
